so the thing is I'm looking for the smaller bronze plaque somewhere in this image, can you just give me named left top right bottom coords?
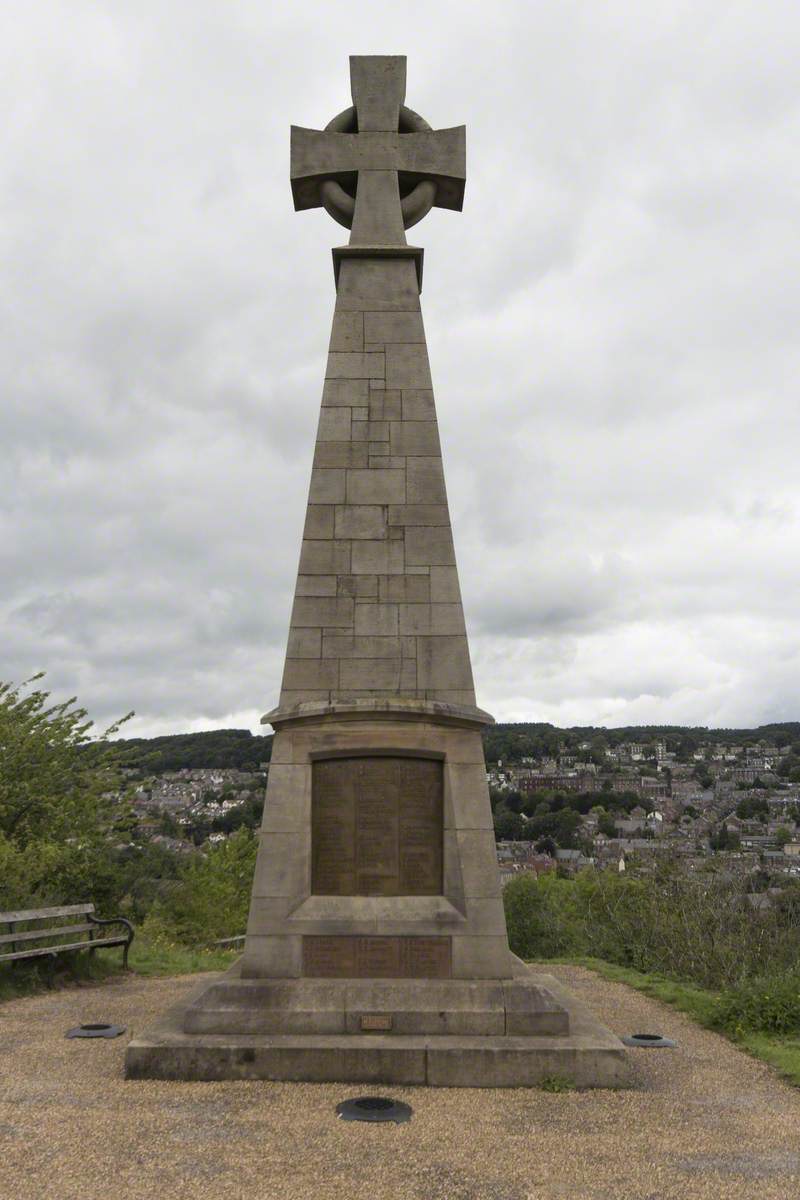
left=357, top=936, right=401, bottom=977
left=401, top=937, right=452, bottom=978
left=360, top=1014, right=393, bottom=1031
left=303, top=936, right=452, bottom=978
left=302, top=935, right=356, bottom=978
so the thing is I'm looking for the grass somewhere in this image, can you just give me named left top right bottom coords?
left=552, top=955, right=800, bottom=1088
left=113, top=935, right=239, bottom=978
left=539, top=1074, right=575, bottom=1093
left=737, top=1033, right=800, bottom=1082
left=0, top=953, right=113, bottom=1003
left=0, top=933, right=239, bottom=1003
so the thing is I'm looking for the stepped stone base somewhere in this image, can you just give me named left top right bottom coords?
left=125, top=966, right=631, bottom=1088
left=183, top=972, right=569, bottom=1038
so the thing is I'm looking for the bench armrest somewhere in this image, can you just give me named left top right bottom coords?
left=88, top=913, right=135, bottom=944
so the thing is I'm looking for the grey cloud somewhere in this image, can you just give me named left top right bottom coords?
left=2, top=1, right=799, bottom=735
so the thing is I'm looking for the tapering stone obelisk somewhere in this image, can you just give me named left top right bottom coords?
left=126, top=56, right=630, bottom=1087
left=241, top=54, right=512, bottom=989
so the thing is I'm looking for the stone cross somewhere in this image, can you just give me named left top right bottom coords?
left=290, top=56, right=465, bottom=246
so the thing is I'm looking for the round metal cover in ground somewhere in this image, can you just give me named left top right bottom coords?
left=336, top=1096, right=412, bottom=1124
left=622, top=1033, right=677, bottom=1048
left=65, top=1023, right=126, bottom=1039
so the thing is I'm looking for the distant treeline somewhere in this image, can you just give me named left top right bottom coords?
left=111, top=729, right=274, bottom=773
left=484, top=722, right=800, bottom=765
left=105, top=721, right=800, bottom=773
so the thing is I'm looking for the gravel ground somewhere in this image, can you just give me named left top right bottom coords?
left=1, top=963, right=799, bottom=1200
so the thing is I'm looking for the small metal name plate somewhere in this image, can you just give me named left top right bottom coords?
left=360, top=1014, right=393, bottom=1032
left=303, top=935, right=452, bottom=978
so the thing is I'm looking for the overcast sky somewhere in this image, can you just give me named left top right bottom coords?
left=2, top=1, right=799, bottom=738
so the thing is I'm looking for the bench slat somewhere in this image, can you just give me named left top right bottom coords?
left=0, top=924, right=96, bottom=947
left=0, top=905, right=95, bottom=923
left=0, top=936, right=128, bottom=963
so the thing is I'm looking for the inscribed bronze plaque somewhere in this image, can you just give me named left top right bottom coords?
left=303, top=936, right=452, bottom=978
left=360, top=1014, right=393, bottom=1031
left=311, top=756, right=443, bottom=895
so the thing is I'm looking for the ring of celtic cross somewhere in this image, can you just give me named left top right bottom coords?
left=290, top=58, right=465, bottom=248
left=319, top=105, right=437, bottom=231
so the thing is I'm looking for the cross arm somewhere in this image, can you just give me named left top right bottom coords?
left=290, top=128, right=383, bottom=211
left=395, top=127, right=466, bottom=211
left=290, top=126, right=466, bottom=214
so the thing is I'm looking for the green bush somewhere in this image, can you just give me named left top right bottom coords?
left=0, top=834, right=120, bottom=912
left=0, top=675, right=131, bottom=846
left=502, top=865, right=800, bottom=995
left=150, top=827, right=257, bottom=945
left=714, top=972, right=800, bottom=1036
left=504, top=872, right=581, bottom=958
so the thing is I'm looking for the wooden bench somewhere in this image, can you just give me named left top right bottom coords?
left=0, top=904, right=134, bottom=982
left=213, top=935, right=246, bottom=951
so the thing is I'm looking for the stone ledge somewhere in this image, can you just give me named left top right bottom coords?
left=262, top=696, right=494, bottom=730
left=284, top=894, right=467, bottom=926
left=332, top=244, right=424, bottom=291
left=179, top=972, right=568, bottom=1038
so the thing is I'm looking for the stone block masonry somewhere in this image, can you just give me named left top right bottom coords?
left=279, top=255, right=475, bottom=711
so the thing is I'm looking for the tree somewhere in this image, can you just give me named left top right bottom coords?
left=151, top=827, right=257, bottom=944
left=493, top=809, right=525, bottom=841
left=488, top=788, right=505, bottom=812
left=777, top=752, right=800, bottom=780
left=504, top=789, right=525, bottom=814
left=0, top=674, right=131, bottom=845
left=0, top=675, right=137, bottom=910
left=551, top=808, right=582, bottom=849
left=597, top=813, right=617, bottom=838
left=112, top=729, right=273, bottom=772
left=710, top=823, right=740, bottom=852
left=676, top=734, right=700, bottom=762
left=535, top=836, right=557, bottom=857
left=693, top=765, right=714, bottom=789
left=736, top=795, right=769, bottom=822
left=211, top=793, right=265, bottom=834
left=775, top=826, right=793, bottom=848
left=157, top=810, right=180, bottom=837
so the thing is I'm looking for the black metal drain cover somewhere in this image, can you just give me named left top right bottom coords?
left=622, top=1033, right=676, bottom=1048
left=65, top=1023, right=126, bottom=1039
left=336, top=1096, right=412, bottom=1123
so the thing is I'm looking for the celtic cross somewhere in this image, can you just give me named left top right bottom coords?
left=290, top=56, right=465, bottom=248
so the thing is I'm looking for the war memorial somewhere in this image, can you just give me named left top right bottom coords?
left=126, top=55, right=630, bottom=1087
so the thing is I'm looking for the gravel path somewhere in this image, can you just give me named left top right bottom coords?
left=1, top=963, right=799, bottom=1200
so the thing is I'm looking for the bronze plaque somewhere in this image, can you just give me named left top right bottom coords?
left=302, top=935, right=356, bottom=978
left=360, top=1014, right=393, bottom=1031
left=311, top=756, right=442, bottom=896
left=303, top=936, right=452, bottom=978
left=400, top=937, right=453, bottom=977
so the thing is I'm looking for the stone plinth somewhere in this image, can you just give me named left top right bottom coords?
left=125, top=967, right=631, bottom=1088
left=239, top=701, right=510, bottom=983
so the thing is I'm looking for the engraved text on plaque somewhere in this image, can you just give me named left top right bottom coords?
left=312, top=756, right=443, bottom=895
left=303, top=936, right=452, bottom=978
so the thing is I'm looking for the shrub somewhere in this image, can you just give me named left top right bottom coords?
left=714, top=972, right=800, bottom=1036
left=0, top=834, right=119, bottom=912
left=503, top=872, right=581, bottom=959
left=502, top=865, right=800, bottom=994
left=0, top=675, right=131, bottom=846
left=151, top=827, right=257, bottom=945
